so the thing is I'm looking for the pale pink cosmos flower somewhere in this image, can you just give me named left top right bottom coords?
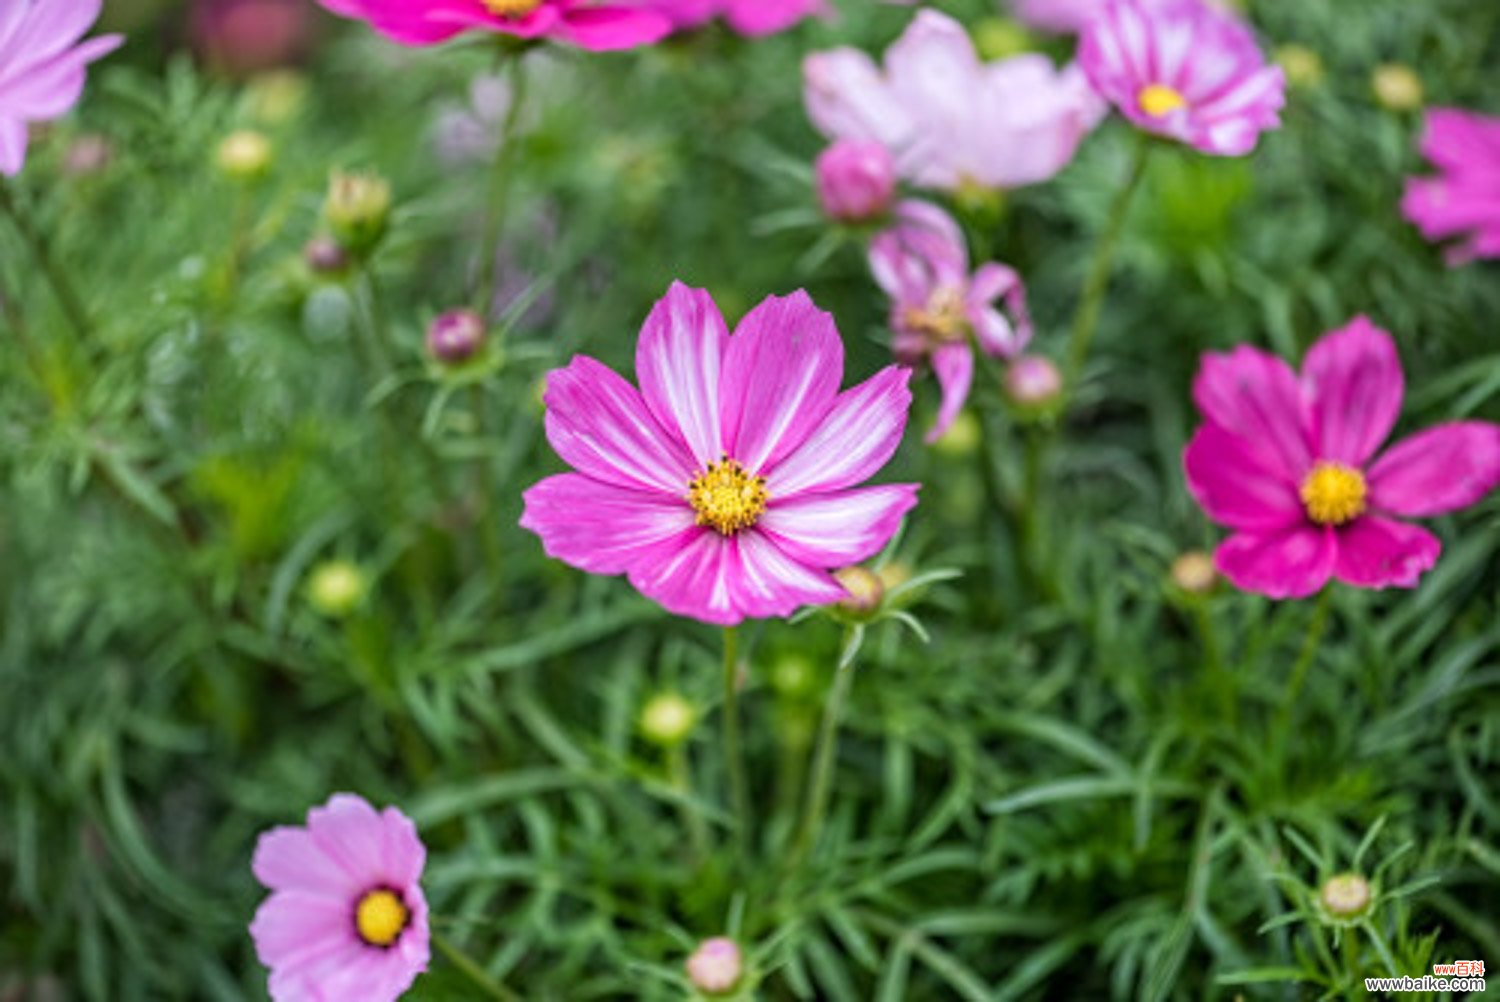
left=250, top=794, right=430, bottom=1002
left=521, top=283, right=918, bottom=627
left=1183, top=317, right=1500, bottom=599
left=1079, top=0, right=1285, bottom=156
left=314, top=0, right=671, bottom=51
left=647, top=0, right=823, bottom=37
left=1402, top=107, right=1500, bottom=264
left=870, top=200, right=1032, bottom=442
left=0, top=0, right=122, bottom=176
left=803, top=10, right=1104, bottom=193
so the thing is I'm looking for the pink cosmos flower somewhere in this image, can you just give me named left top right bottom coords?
left=1402, top=107, right=1500, bottom=264
left=804, top=10, right=1103, bottom=192
left=251, top=794, right=430, bottom=1002
left=521, top=283, right=919, bottom=626
left=314, top=0, right=671, bottom=51
left=0, top=0, right=122, bottom=176
left=1079, top=0, right=1285, bottom=156
left=1183, top=317, right=1500, bottom=599
left=1007, top=0, right=1229, bottom=35
left=869, top=200, right=1032, bottom=442
left=647, top=0, right=823, bottom=37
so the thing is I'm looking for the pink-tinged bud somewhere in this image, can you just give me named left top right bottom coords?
left=815, top=140, right=896, bottom=223
left=426, top=309, right=486, bottom=364
left=686, top=937, right=743, bottom=995
left=1003, top=355, right=1063, bottom=409
left=1169, top=550, right=1218, bottom=596
left=303, top=237, right=349, bottom=276
left=63, top=134, right=113, bottom=177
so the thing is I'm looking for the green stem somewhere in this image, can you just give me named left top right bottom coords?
left=1064, top=136, right=1153, bottom=382
left=431, top=930, right=523, bottom=1002
left=474, top=55, right=529, bottom=317
left=1194, top=603, right=1234, bottom=728
left=1276, top=588, right=1332, bottom=745
left=721, top=625, right=751, bottom=860
left=0, top=177, right=93, bottom=347
left=790, top=629, right=858, bottom=867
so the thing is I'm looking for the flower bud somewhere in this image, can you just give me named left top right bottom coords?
left=324, top=170, right=392, bottom=258
left=686, top=937, right=743, bottom=995
left=877, top=560, right=912, bottom=592
left=815, top=140, right=896, bottom=224
left=63, top=133, right=113, bottom=177
left=216, top=129, right=272, bottom=181
left=770, top=653, right=816, bottom=698
left=303, top=236, right=349, bottom=276
left=1004, top=355, right=1063, bottom=411
left=306, top=560, right=367, bottom=618
left=834, top=565, right=884, bottom=617
left=1274, top=44, right=1323, bottom=90
left=1372, top=64, right=1423, bottom=112
left=639, top=693, right=696, bottom=748
left=1169, top=550, right=1218, bottom=596
left=246, top=69, right=309, bottom=126
left=426, top=309, right=486, bottom=365
left=1319, top=873, right=1372, bottom=919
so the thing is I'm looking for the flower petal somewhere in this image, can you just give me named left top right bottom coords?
left=304, top=795, right=403, bottom=888
left=1214, top=525, right=1335, bottom=600
left=251, top=890, right=359, bottom=973
left=759, top=485, right=918, bottom=566
left=1192, top=344, right=1312, bottom=480
left=1333, top=517, right=1440, bottom=590
left=253, top=827, right=363, bottom=899
left=1367, top=421, right=1500, bottom=517
left=543, top=356, right=694, bottom=494
left=557, top=5, right=673, bottom=50
left=1301, top=316, right=1404, bottom=467
left=1183, top=423, right=1303, bottom=532
left=520, top=473, right=698, bottom=576
left=635, top=282, right=729, bottom=470
left=925, top=341, right=973, bottom=444
left=720, top=291, right=843, bottom=473
left=628, top=531, right=740, bottom=625
left=768, top=365, right=912, bottom=497
left=729, top=531, right=846, bottom=619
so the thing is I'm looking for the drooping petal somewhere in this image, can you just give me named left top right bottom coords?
left=1182, top=423, right=1304, bottom=532
left=759, top=485, right=918, bottom=566
left=520, top=473, right=699, bottom=576
left=1333, top=517, right=1440, bottom=590
left=1192, top=344, right=1312, bottom=480
left=768, top=365, right=913, bottom=496
left=1301, top=316, right=1404, bottom=467
left=556, top=5, right=673, bottom=50
left=636, top=282, right=729, bottom=469
left=1367, top=421, right=1500, bottom=517
left=720, top=291, right=843, bottom=473
left=543, top=356, right=695, bottom=494
left=968, top=261, right=1031, bottom=358
left=1214, top=525, right=1335, bottom=600
left=925, top=341, right=973, bottom=444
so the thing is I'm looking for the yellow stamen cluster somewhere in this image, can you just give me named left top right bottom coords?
left=1300, top=462, right=1367, bottom=526
left=1138, top=83, right=1188, bottom=118
left=902, top=287, right=967, bottom=343
left=355, top=889, right=409, bottom=948
left=483, top=0, right=543, bottom=16
left=688, top=457, right=768, bottom=536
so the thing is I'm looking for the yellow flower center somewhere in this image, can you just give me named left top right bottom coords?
left=482, top=0, right=543, bottom=16
left=1300, top=462, right=1367, bottom=526
left=902, top=287, right=967, bottom=342
left=355, top=889, right=409, bottom=948
left=1138, top=83, right=1188, bottom=118
left=688, top=458, right=768, bottom=536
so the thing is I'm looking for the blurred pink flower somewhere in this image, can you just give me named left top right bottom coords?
left=1079, top=0, right=1284, bottom=156
left=686, top=937, right=744, bottom=993
left=648, top=0, right=823, bottom=36
left=250, top=794, right=430, bottom=1002
left=1402, top=107, right=1500, bottom=264
left=315, top=0, right=671, bottom=50
left=522, top=282, right=918, bottom=626
left=0, top=0, right=122, bottom=176
left=815, top=139, right=896, bottom=223
left=1183, top=317, right=1500, bottom=599
left=804, top=10, right=1103, bottom=192
left=870, top=201, right=1032, bottom=442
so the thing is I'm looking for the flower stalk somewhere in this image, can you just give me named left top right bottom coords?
left=475, top=54, right=530, bottom=318
left=790, top=627, right=860, bottom=867
left=721, top=625, right=751, bottom=861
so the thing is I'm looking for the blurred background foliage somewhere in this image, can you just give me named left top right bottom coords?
left=2, top=0, right=1499, bottom=998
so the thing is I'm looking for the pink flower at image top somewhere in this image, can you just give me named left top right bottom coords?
left=870, top=200, right=1031, bottom=442
left=804, top=9, right=1103, bottom=193
left=315, top=0, right=671, bottom=51
left=1402, top=107, right=1500, bottom=264
left=250, top=794, right=430, bottom=1002
left=1183, top=317, right=1500, bottom=599
left=648, top=0, right=824, bottom=37
left=1007, top=0, right=1231, bottom=35
left=0, top=0, right=122, bottom=176
left=521, top=283, right=919, bottom=626
left=1079, top=0, right=1285, bottom=156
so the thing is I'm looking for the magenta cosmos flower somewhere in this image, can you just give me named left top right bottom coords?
left=521, top=283, right=919, bottom=626
left=870, top=200, right=1031, bottom=442
left=0, top=0, right=122, bottom=176
left=804, top=10, right=1103, bottom=192
left=251, top=794, right=430, bottom=1002
left=1402, top=108, right=1500, bottom=264
left=1183, top=317, right=1500, bottom=599
left=1079, top=0, right=1285, bottom=156
left=314, top=0, right=670, bottom=50
left=648, top=0, right=823, bottom=37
